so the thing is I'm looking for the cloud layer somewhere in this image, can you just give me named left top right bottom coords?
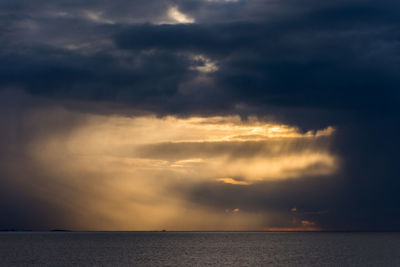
left=1, top=0, right=400, bottom=230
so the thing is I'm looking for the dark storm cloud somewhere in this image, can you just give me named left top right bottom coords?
left=114, top=17, right=400, bottom=115
left=1, top=0, right=399, bottom=120
left=1, top=0, right=400, bottom=230
left=178, top=176, right=341, bottom=226
left=0, top=46, right=191, bottom=102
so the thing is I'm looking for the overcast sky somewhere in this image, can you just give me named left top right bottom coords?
left=0, top=0, right=399, bottom=230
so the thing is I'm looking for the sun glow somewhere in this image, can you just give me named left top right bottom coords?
left=166, top=6, right=195, bottom=24
left=24, top=112, right=338, bottom=230
left=60, top=115, right=338, bottom=183
left=217, top=178, right=250, bottom=185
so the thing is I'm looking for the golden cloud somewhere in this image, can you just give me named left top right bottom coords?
left=20, top=113, right=338, bottom=230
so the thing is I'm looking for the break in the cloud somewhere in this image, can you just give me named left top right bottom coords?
left=0, top=92, right=337, bottom=230
left=0, top=0, right=400, bottom=230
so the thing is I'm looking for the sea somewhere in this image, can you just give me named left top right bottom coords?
left=0, top=232, right=399, bottom=266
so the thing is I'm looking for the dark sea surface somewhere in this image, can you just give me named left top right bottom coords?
left=0, top=232, right=399, bottom=266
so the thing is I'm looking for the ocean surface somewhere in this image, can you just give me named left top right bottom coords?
left=0, top=232, right=399, bottom=266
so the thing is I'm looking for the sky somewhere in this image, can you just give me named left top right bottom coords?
left=0, top=0, right=399, bottom=231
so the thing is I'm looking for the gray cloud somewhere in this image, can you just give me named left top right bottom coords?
left=0, top=0, right=400, bottom=230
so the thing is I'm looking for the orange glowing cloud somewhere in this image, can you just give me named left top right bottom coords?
left=217, top=178, right=250, bottom=185
left=18, top=112, right=339, bottom=230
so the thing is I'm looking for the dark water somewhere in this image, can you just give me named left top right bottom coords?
left=0, top=232, right=399, bottom=266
